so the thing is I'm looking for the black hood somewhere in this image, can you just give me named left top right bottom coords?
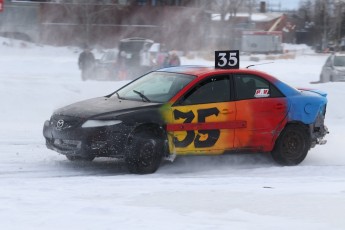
left=54, top=96, right=162, bottom=119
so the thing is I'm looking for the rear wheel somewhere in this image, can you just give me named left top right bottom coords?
left=271, top=124, right=311, bottom=166
left=125, top=131, right=164, bottom=174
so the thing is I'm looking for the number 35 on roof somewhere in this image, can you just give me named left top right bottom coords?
left=215, top=50, right=240, bottom=69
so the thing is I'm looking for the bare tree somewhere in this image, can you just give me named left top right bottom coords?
left=313, top=0, right=345, bottom=50
left=332, top=0, right=345, bottom=44
left=207, top=0, right=246, bottom=49
left=44, top=0, right=122, bottom=46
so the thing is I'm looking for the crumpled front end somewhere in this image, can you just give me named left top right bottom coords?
left=43, top=114, right=131, bottom=158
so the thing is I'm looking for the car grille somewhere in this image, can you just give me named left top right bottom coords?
left=50, top=115, right=83, bottom=130
left=53, top=139, right=82, bottom=150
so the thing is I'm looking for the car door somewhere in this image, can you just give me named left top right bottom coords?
left=166, top=75, right=239, bottom=155
left=233, top=74, right=288, bottom=152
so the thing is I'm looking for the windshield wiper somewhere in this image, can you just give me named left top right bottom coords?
left=115, top=92, right=123, bottom=99
left=133, top=90, right=151, bottom=102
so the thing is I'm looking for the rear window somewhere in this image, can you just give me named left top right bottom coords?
left=234, top=74, right=284, bottom=100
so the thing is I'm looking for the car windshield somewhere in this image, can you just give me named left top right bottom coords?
left=333, top=56, right=345, bottom=66
left=114, top=71, right=195, bottom=103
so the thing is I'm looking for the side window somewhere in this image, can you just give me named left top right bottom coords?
left=178, top=75, right=230, bottom=105
left=234, top=74, right=284, bottom=100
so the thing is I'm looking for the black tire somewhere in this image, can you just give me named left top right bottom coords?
left=66, top=155, right=95, bottom=162
left=125, top=131, right=164, bottom=174
left=271, top=124, right=311, bottom=166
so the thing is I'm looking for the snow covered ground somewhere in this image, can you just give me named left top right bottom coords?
left=0, top=39, right=345, bottom=230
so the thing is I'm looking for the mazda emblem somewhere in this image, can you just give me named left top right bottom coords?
left=56, top=119, right=64, bottom=129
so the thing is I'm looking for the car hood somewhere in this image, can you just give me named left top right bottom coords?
left=334, top=66, right=345, bottom=72
left=54, top=96, right=162, bottom=119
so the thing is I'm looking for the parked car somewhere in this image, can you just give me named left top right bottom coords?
left=92, top=39, right=179, bottom=81
left=117, top=37, right=154, bottom=79
left=43, top=65, right=328, bottom=174
left=94, top=50, right=118, bottom=80
left=319, top=53, right=345, bottom=82
left=93, top=38, right=156, bottom=80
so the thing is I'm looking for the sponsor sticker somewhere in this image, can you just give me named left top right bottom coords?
left=254, top=89, right=270, bottom=98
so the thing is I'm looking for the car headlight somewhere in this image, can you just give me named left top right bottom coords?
left=81, top=120, right=122, bottom=128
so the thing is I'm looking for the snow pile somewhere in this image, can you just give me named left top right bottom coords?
left=0, top=40, right=345, bottom=230
left=282, top=43, right=316, bottom=55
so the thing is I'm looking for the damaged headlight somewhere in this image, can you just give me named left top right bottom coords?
left=81, top=120, right=122, bottom=128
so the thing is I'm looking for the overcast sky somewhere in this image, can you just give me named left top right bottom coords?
left=266, top=0, right=302, bottom=10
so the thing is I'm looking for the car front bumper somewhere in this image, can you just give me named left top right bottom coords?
left=332, top=72, right=345, bottom=81
left=43, top=120, right=131, bottom=158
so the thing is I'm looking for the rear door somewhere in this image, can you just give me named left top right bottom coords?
left=233, top=74, right=288, bottom=151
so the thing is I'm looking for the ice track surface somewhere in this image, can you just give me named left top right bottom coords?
left=0, top=40, right=344, bottom=230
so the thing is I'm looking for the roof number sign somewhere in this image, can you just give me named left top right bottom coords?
left=215, top=50, right=239, bottom=69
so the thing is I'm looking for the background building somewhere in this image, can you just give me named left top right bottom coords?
left=0, top=0, right=300, bottom=52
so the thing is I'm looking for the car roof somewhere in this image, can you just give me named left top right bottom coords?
left=156, top=65, right=302, bottom=98
left=156, top=65, right=276, bottom=80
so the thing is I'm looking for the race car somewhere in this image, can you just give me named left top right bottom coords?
left=43, top=51, right=328, bottom=174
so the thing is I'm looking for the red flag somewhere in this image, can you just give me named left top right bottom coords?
left=0, top=0, right=3, bottom=12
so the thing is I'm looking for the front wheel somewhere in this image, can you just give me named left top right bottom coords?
left=125, top=132, right=163, bottom=174
left=271, top=124, right=311, bottom=166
